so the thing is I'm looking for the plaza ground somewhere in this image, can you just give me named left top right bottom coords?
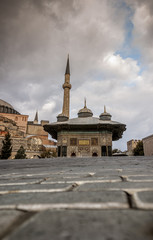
left=0, top=156, right=153, bottom=239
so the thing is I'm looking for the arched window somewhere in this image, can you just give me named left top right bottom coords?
left=71, top=152, right=76, bottom=157
left=92, top=152, right=98, bottom=157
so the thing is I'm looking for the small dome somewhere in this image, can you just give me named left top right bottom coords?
left=99, top=106, right=112, bottom=121
left=78, top=99, right=93, bottom=118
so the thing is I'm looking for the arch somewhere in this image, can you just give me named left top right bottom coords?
left=92, top=152, right=98, bottom=157
left=71, top=152, right=76, bottom=157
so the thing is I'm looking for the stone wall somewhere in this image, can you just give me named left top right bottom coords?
left=27, top=123, right=48, bottom=136
left=0, top=112, right=28, bottom=133
left=0, top=136, right=27, bottom=159
left=143, top=134, right=153, bottom=156
left=127, top=139, right=140, bottom=155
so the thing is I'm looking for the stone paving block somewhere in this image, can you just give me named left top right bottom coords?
left=77, top=182, right=153, bottom=191
left=43, top=176, right=121, bottom=184
left=0, top=183, right=70, bottom=191
left=128, top=175, right=153, bottom=181
left=116, top=170, right=153, bottom=176
left=0, top=191, right=127, bottom=205
left=3, top=210, right=153, bottom=240
left=0, top=179, right=43, bottom=185
left=0, top=175, right=50, bottom=181
left=0, top=210, right=25, bottom=239
left=138, top=191, right=153, bottom=203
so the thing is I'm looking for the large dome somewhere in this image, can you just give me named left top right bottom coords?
left=0, top=99, right=14, bottom=109
left=0, top=99, right=20, bottom=115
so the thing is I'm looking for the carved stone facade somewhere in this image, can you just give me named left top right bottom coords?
left=57, top=131, right=112, bottom=157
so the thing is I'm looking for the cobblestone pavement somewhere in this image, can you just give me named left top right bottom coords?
left=0, top=156, right=153, bottom=240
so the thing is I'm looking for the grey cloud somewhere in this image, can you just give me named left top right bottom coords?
left=1, top=0, right=152, bottom=150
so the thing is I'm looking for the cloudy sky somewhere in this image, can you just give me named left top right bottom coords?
left=1, top=0, right=153, bottom=151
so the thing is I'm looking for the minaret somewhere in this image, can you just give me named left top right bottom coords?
left=34, top=110, right=38, bottom=124
left=57, top=55, right=71, bottom=122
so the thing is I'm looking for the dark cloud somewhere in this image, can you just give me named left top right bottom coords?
left=0, top=0, right=153, bottom=150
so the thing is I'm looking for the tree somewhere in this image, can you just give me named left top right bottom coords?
left=112, top=149, right=121, bottom=154
left=15, top=146, right=26, bottom=159
left=133, top=141, right=144, bottom=156
left=40, top=149, right=52, bottom=158
left=1, top=132, right=12, bottom=159
left=40, top=149, right=57, bottom=158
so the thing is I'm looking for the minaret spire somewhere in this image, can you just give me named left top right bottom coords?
left=84, top=98, right=87, bottom=108
left=65, top=54, right=70, bottom=75
left=104, top=105, right=106, bottom=113
left=34, top=110, right=38, bottom=124
left=57, top=55, right=72, bottom=122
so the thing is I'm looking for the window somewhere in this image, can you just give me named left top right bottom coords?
left=108, top=146, right=112, bottom=156
left=70, top=138, right=77, bottom=146
left=58, top=146, right=61, bottom=157
left=91, top=138, right=98, bottom=146
left=101, top=146, right=107, bottom=156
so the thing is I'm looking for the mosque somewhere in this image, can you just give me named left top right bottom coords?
left=44, top=56, right=126, bottom=157
left=0, top=99, right=56, bottom=158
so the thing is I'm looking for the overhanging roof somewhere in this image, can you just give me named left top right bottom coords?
left=44, top=117, right=126, bottom=141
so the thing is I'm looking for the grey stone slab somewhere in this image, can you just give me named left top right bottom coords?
left=77, top=182, right=153, bottom=191
left=0, top=183, right=70, bottom=191
left=43, top=176, right=121, bottom=184
left=0, top=174, right=51, bottom=180
left=3, top=210, right=153, bottom=240
left=129, top=176, right=153, bottom=181
left=0, top=179, right=42, bottom=184
left=0, top=191, right=127, bottom=205
left=138, top=191, right=153, bottom=203
left=120, top=170, right=153, bottom=176
left=0, top=210, right=25, bottom=239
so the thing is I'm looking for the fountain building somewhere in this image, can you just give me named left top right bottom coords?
left=44, top=56, right=126, bottom=157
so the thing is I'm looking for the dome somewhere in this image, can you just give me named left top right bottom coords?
left=0, top=99, right=20, bottom=115
left=99, top=106, right=112, bottom=121
left=0, top=99, right=14, bottom=109
left=78, top=99, right=93, bottom=118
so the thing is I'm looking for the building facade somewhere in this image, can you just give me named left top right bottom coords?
left=0, top=100, right=56, bottom=158
left=44, top=56, right=126, bottom=157
left=142, top=134, right=153, bottom=156
left=127, top=139, right=140, bottom=156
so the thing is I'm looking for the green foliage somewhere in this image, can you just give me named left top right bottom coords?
left=133, top=141, right=144, bottom=156
left=112, top=149, right=121, bottom=154
left=40, top=149, right=57, bottom=158
left=15, top=146, right=26, bottom=159
left=1, top=132, right=12, bottom=159
left=52, top=151, right=57, bottom=158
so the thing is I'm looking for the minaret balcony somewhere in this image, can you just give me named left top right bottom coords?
left=63, top=83, right=72, bottom=89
